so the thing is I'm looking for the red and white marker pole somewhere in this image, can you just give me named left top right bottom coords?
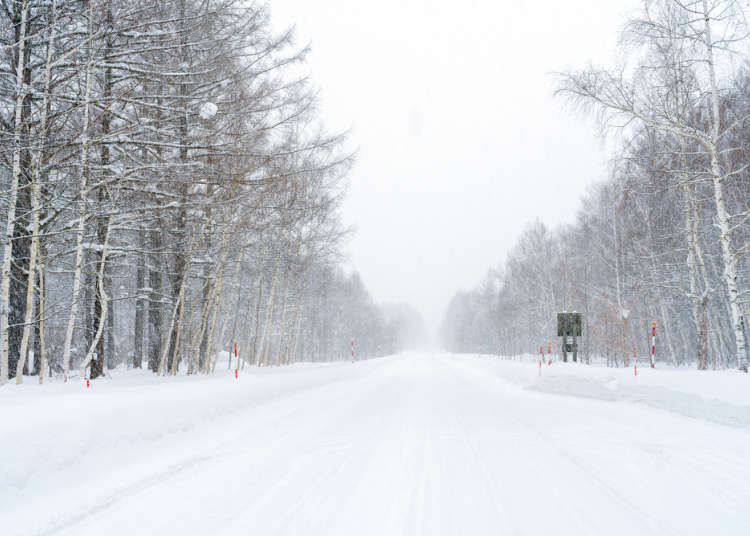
left=547, top=342, right=552, bottom=366
left=539, top=346, right=543, bottom=376
left=85, top=379, right=90, bottom=390
left=351, top=339, right=355, bottom=363
left=633, top=347, right=637, bottom=376
left=650, top=322, right=656, bottom=368
left=234, top=343, right=238, bottom=379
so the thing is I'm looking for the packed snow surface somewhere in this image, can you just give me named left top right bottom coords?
left=2, top=353, right=749, bottom=535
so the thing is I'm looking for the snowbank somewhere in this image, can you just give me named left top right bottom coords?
left=0, top=360, right=381, bottom=535
left=448, top=353, right=750, bottom=428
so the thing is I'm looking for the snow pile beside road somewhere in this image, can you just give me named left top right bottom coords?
left=0, top=360, right=381, bottom=536
left=449, top=354, right=750, bottom=428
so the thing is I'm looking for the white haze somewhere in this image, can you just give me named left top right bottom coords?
left=270, top=0, right=639, bottom=338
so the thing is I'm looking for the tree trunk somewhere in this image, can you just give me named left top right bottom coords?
left=275, top=268, right=290, bottom=366
left=702, top=0, right=748, bottom=371
left=80, top=223, right=112, bottom=379
left=258, top=259, right=281, bottom=366
left=62, top=5, right=96, bottom=380
left=106, top=289, right=115, bottom=370
left=147, top=229, right=163, bottom=372
left=204, top=218, right=230, bottom=374
left=0, top=0, right=30, bottom=385
left=158, top=270, right=186, bottom=376
left=188, top=283, right=212, bottom=374
left=251, top=262, right=264, bottom=366
left=91, top=9, right=114, bottom=380
left=226, top=256, right=244, bottom=369
left=683, top=180, right=709, bottom=369
left=15, top=0, right=57, bottom=383
left=37, top=265, right=46, bottom=384
left=134, top=228, right=146, bottom=368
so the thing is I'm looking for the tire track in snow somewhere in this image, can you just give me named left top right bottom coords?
left=36, top=454, right=216, bottom=536
left=438, top=355, right=681, bottom=536
left=33, top=362, right=392, bottom=536
left=215, top=361, right=406, bottom=535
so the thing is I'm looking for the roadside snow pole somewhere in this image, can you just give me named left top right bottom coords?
left=84, top=379, right=90, bottom=390
left=650, top=322, right=656, bottom=368
left=548, top=342, right=552, bottom=366
left=234, top=344, right=238, bottom=379
left=633, top=347, right=637, bottom=376
left=539, top=346, right=543, bottom=376
left=351, top=339, right=355, bottom=363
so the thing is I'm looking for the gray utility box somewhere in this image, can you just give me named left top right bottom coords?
left=557, top=312, right=582, bottom=337
left=557, top=312, right=582, bottom=362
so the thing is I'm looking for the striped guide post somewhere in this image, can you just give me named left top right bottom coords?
left=650, top=322, right=656, bottom=368
left=539, top=346, right=543, bottom=376
left=234, top=343, right=238, bottom=379
left=547, top=342, right=552, bottom=366
left=633, top=347, right=637, bottom=376
left=351, top=339, right=355, bottom=363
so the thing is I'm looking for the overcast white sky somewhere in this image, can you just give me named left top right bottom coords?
left=270, top=0, right=638, bottom=336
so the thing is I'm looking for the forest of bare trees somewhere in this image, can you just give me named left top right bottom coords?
left=442, top=0, right=750, bottom=372
left=0, top=0, right=410, bottom=386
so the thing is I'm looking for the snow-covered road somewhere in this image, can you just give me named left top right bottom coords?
left=4, top=353, right=749, bottom=535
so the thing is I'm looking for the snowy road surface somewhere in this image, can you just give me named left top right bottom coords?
left=3, top=353, right=750, bottom=535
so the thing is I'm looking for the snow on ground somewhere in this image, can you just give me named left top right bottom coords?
left=465, top=353, right=750, bottom=427
left=2, top=353, right=749, bottom=535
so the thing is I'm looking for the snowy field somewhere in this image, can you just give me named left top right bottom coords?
left=2, top=353, right=749, bottom=535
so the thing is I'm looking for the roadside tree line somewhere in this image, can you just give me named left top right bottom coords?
left=442, top=0, right=750, bottom=371
left=0, top=0, right=405, bottom=385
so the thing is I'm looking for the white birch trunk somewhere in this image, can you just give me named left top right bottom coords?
left=15, top=214, right=38, bottom=384
left=679, top=135, right=709, bottom=369
left=62, top=3, right=95, bottom=380
left=160, top=237, right=193, bottom=376
left=289, top=295, right=305, bottom=365
left=79, top=221, right=112, bottom=378
left=38, top=264, right=46, bottom=384
left=691, top=196, right=712, bottom=367
left=611, top=192, right=625, bottom=367
left=250, top=261, right=264, bottom=367
left=685, top=183, right=703, bottom=366
left=16, top=0, right=57, bottom=384
left=169, top=293, right=185, bottom=376
left=169, top=236, right=196, bottom=376
left=236, top=265, right=253, bottom=370
left=702, top=0, right=748, bottom=371
left=204, top=225, right=230, bottom=374
left=187, top=268, right=215, bottom=374
left=708, top=146, right=747, bottom=369
left=188, top=292, right=211, bottom=374
left=158, top=283, right=184, bottom=376
left=258, top=259, right=281, bottom=366
left=0, top=0, right=29, bottom=386
left=283, top=275, right=301, bottom=365
left=216, top=245, right=241, bottom=372
left=238, top=247, right=262, bottom=370
left=238, top=292, right=252, bottom=370
left=274, top=268, right=290, bottom=366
